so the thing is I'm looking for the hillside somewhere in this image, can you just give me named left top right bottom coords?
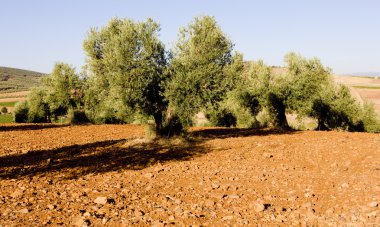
left=0, top=66, right=44, bottom=93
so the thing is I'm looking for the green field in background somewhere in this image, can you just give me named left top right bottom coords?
left=0, top=114, right=13, bottom=123
left=0, top=102, right=17, bottom=107
left=353, top=85, right=380, bottom=90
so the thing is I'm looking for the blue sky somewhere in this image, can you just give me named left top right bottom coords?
left=0, top=0, right=379, bottom=74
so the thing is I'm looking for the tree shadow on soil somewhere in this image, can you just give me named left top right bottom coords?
left=0, top=139, right=206, bottom=180
left=190, top=127, right=298, bottom=140
left=0, top=128, right=296, bottom=180
left=0, top=124, right=69, bottom=132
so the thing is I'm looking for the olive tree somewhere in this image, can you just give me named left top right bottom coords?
left=223, top=60, right=271, bottom=127
left=166, top=16, right=243, bottom=127
left=13, top=101, right=29, bottom=123
left=284, top=53, right=375, bottom=131
left=1, top=106, right=7, bottom=114
left=230, top=60, right=292, bottom=128
left=231, top=53, right=333, bottom=129
left=285, top=53, right=332, bottom=116
left=264, top=53, right=332, bottom=129
left=13, top=63, right=82, bottom=123
left=44, top=63, right=82, bottom=119
left=83, top=18, right=167, bottom=131
left=311, top=84, right=365, bottom=131
left=27, top=87, right=50, bottom=123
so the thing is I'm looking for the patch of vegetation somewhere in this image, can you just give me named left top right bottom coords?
left=0, top=101, right=17, bottom=107
left=1, top=106, right=8, bottom=114
left=349, top=75, right=377, bottom=79
left=0, top=67, right=44, bottom=93
left=0, top=114, right=13, bottom=123
left=352, top=85, right=380, bottom=90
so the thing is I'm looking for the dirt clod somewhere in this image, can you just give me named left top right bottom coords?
left=94, top=197, right=107, bottom=205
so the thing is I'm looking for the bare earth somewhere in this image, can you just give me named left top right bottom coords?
left=0, top=91, right=29, bottom=98
left=356, top=89, right=380, bottom=113
left=0, top=124, right=379, bottom=226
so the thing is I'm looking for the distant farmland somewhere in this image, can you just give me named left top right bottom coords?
left=334, top=75, right=380, bottom=114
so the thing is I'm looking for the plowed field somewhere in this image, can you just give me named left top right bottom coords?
left=0, top=124, right=379, bottom=226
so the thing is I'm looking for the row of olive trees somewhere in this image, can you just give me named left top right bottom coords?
left=14, top=16, right=238, bottom=133
left=221, top=53, right=379, bottom=132
left=14, top=16, right=379, bottom=133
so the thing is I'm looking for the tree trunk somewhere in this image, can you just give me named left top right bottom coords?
left=153, top=111, right=163, bottom=134
left=275, top=102, right=289, bottom=129
left=268, top=93, right=289, bottom=129
left=317, top=118, right=328, bottom=131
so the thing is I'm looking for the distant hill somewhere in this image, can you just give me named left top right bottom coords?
left=348, top=72, right=380, bottom=77
left=0, top=66, right=45, bottom=93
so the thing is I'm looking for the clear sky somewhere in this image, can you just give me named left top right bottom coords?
left=1, top=0, right=379, bottom=74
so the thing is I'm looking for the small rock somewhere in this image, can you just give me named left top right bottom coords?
left=302, top=202, right=312, bottom=209
left=130, top=217, right=139, bottom=224
left=83, top=219, right=91, bottom=227
left=205, top=199, right=215, bottom=207
left=325, top=208, right=334, bottom=215
left=165, top=195, right=174, bottom=202
left=211, top=183, right=220, bottom=189
left=131, top=193, right=139, bottom=200
left=368, top=201, right=378, bottom=207
left=330, top=162, right=338, bottom=168
left=263, top=153, right=273, bottom=158
left=154, top=165, right=165, bottom=173
left=304, top=192, right=312, bottom=198
left=18, top=208, right=29, bottom=214
left=94, top=196, right=107, bottom=205
left=2, top=208, right=11, bottom=216
left=47, top=204, right=55, bottom=210
left=144, top=173, right=154, bottom=178
left=222, top=215, right=233, bottom=221
left=134, top=210, right=144, bottom=217
left=73, top=216, right=85, bottom=226
left=10, top=190, right=24, bottom=198
left=174, top=206, right=183, bottom=215
left=174, top=199, right=182, bottom=205
left=211, top=193, right=226, bottom=200
left=254, top=203, right=265, bottom=212
left=228, top=194, right=240, bottom=199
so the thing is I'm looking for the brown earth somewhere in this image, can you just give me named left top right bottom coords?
left=0, top=124, right=379, bottom=226
left=0, top=97, right=26, bottom=103
left=0, top=91, right=29, bottom=98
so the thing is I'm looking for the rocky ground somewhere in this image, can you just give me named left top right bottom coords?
left=0, top=124, right=379, bottom=226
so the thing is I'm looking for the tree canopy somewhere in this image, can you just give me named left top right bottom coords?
left=83, top=18, right=167, bottom=129
left=166, top=16, right=243, bottom=127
